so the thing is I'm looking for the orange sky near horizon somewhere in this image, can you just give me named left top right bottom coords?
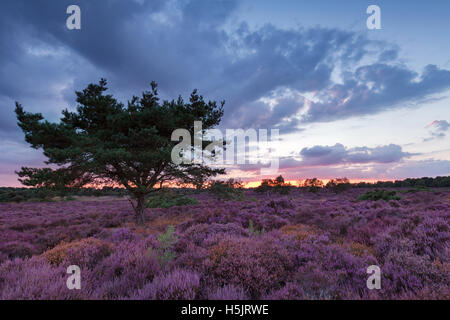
left=242, top=179, right=386, bottom=188
left=1, top=176, right=390, bottom=189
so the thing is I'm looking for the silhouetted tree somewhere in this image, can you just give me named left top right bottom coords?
left=325, top=177, right=351, bottom=193
left=256, top=175, right=291, bottom=194
left=208, top=178, right=244, bottom=200
left=303, top=178, right=324, bottom=192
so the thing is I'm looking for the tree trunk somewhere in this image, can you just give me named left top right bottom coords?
left=134, top=194, right=147, bottom=225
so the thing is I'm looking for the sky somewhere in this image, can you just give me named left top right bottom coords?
left=0, top=0, right=449, bottom=186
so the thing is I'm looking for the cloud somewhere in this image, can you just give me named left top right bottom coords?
left=236, top=142, right=414, bottom=176
left=383, top=159, right=450, bottom=179
left=303, top=64, right=450, bottom=123
left=237, top=156, right=450, bottom=182
left=0, top=0, right=449, bottom=185
left=2, top=0, right=448, bottom=136
left=283, top=159, right=450, bottom=181
left=424, top=120, right=450, bottom=141
left=428, top=120, right=450, bottom=132
left=298, top=143, right=413, bottom=166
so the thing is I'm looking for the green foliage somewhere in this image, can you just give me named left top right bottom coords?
left=325, top=178, right=351, bottom=193
left=0, top=186, right=129, bottom=203
left=248, top=219, right=265, bottom=236
left=146, top=190, right=198, bottom=208
left=0, top=187, right=54, bottom=203
left=208, top=179, right=244, bottom=200
left=0, top=189, right=27, bottom=203
left=175, top=164, right=226, bottom=190
left=15, top=79, right=225, bottom=224
left=150, top=226, right=178, bottom=267
left=255, top=175, right=291, bottom=194
left=357, top=189, right=401, bottom=201
left=16, top=167, right=91, bottom=198
left=355, top=176, right=450, bottom=188
left=404, top=186, right=431, bottom=193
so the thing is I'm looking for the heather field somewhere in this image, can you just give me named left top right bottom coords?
left=0, top=188, right=448, bottom=300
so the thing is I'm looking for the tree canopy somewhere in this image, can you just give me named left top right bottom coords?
left=15, top=79, right=225, bottom=224
left=255, top=175, right=291, bottom=194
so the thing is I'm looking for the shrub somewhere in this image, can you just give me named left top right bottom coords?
left=379, top=249, right=448, bottom=298
left=133, top=269, right=200, bottom=299
left=180, top=223, right=249, bottom=247
left=149, top=226, right=178, bottom=267
left=248, top=219, right=265, bottom=236
left=0, top=187, right=54, bottom=203
left=206, top=235, right=294, bottom=298
left=404, top=186, right=430, bottom=193
left=1, top=241, right=35, bottom=260
left=302, top=178, right=324, bottom=193
left=357, top=189, right=401, bottom=201
left=267, top=199, right=295, bottom=214
left=111, top=228, right=138, bottom=243
left=279, top=224, right=316, bottom=241
left=147, top=191, right=198, bottom=208
left=292, top=239, right=378, bottom=299
left=208, top=285, right=248, bottom=300
left=263, top=283, right=305, bottom=300
left=42, top=238, right=113, bottom=267
left=325, top=178, right=351, bottom=193
left=347, top=242, right=377, bottom=258
left=1, top=186, right=449, bottom=300
left=255, top=175, right=291, bottom=194
left=0, top=257, right=82, bottom=300
left=90, top=237, right=161, bottom=299
left=208, top=179, right=244, bottom=200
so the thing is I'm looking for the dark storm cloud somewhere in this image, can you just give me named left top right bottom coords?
left=2, top=0, right=449, bottom=134
left=234, top=92, right=304, bottom=132
left=304, top=64, right=450, bottom=123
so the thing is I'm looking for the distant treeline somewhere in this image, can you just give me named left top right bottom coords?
left=353, top=176, right=450, bottom=188
left=1, top=176, right=449, bottom=202
left=0, top=186, right=128, bottom=203
left=256, top=175, right=450, bottom=193
left=0, top=185, right=201, bottom=203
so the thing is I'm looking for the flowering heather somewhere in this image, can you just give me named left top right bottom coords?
left=0, top=189, right=449, bottom=299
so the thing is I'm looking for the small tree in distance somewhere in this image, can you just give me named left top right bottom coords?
left=15, top=79, right=225, bottom=225
left=208, top=178, right=244, bottom=200
left=255, top=175, right=291, bottom=194
left=303, top=178, right=324, bottom=193
left=325, top=177, right=351, bottom=193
